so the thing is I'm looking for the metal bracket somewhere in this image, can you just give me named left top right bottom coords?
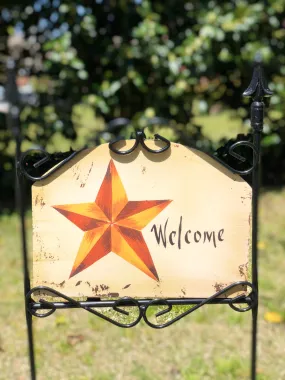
left=26, top=281, right=256, bottom=329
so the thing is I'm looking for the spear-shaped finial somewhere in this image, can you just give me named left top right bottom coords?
left=243, top=53, right=273, bottom=100
left=243, top=54, right=273, bottom=132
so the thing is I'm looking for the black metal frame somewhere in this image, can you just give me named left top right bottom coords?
left=6, top=60, right=272, bottom=380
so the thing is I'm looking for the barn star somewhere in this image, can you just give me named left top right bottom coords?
left=53, top=160, right=171, bottom=281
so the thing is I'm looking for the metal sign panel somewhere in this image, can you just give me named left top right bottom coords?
left=32, top=141, right=251, bottom=298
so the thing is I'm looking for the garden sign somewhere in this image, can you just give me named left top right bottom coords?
left=32, top=141, right=251, bottom=299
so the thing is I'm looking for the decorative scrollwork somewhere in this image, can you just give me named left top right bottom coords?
left=109, top=130, right=170, bottom=155
left=108, top=116, right=171, bottom=155
left=19, top=148, right=85, bottom=182
left=228, top=141, right=258, bottom=175
left=26, top=281, right=255, bottom=329
left=142, top=281, right=255, bottom=328
left=26, top=286, right=143, bottom=328
left=215, top=140, right=258, bottom=176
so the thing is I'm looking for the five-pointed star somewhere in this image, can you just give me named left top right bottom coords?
left=53, top=160, right=171, bottom=281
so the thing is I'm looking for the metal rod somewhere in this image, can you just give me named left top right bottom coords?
left=250, top=121, right=261, bottom=380
left=243, top=57, right=273, bottom=380
left=6, top=59, right=36, bottom=380
left=16, top=151, right=36, bottom=380
left=29, top=296, right=252, bottom=310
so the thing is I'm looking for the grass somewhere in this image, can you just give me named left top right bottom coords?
left=1, top=188, right=285, bottom=380
left=1, top=112, right=285, bottom=379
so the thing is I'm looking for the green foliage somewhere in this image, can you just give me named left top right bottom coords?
left=1, top=1, right=284, bottom=134
left=1, top=0, right=285, bottom=207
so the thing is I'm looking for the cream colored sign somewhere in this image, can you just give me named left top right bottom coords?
left=32, top=141, right=251, bottom=298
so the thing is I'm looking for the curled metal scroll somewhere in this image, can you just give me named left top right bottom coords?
left=109, top=130, right=170, bottom=155
left=26, top=286, right=143, bottom=328
left=143, top=281, right=255, bottom=329
left=19, top=148, right=85, bottom=182
left=109, top=117, right=171, bottom=155
left=215, top=140, right=258, bottom=176
left=26, top=281, right=255, bottom=329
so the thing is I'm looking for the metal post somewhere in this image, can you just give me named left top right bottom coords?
left=6, top=58, right=36, bottom=380
left=243, top=58, right=273, bottom=380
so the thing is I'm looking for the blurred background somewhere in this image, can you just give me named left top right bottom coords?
left=1, top=0, right=285, bottom=210
left=0, top=1, right=285, bottom=379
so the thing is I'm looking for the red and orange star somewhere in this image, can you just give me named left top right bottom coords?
left=53, top=160, right=171, bottom=281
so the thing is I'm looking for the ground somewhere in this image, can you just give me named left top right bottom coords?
left=0, top=112, right=284, bottom=379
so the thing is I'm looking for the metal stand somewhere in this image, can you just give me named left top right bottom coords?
left=8, top=60, right=272, bottom=380
left=6, top=59, right=37, bottom=380
left=243, top=59, right=273, bottom=380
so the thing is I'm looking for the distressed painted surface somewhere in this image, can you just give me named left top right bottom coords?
left=32, top=141, right=252, bottom=298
